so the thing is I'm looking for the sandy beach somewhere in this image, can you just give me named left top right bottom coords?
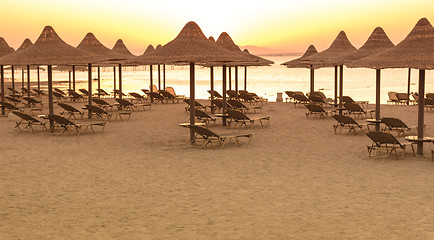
left=1, top=98, right=434, bottom=239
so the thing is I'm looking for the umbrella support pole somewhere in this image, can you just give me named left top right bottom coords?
left=375, top=69, right=381, bottom=131
left=189, top=62, right=195, bottom=142
left=417, top=69, right=425, bottom=156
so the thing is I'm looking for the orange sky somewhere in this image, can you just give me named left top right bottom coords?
left=0, top=0, right=433, bottom=55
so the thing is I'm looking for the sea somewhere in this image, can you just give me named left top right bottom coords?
left=3, top=55, right=433, bottom=104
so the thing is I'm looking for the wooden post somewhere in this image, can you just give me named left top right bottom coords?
left=47, top=65, right=54, bottom=129
left=68, top=71, right=71, bottom=90
left=37, top=66, right=40, bottom=91
left=210, top=66, right=214, bottom=113
left=235, top=66, right=238, bottom=99
left=310, top=65, right=314, bottom=94
left=222, top=65, right=227, bottom=126
left=417, top=69, right=425, bottom=156
left=158, top=64, right=161, bottom=91
left=118, top=64, right=122, bottom=99
left=88, top=63, right=92, bottom=118
left=21, top=69, right=24, bottom=89
left=72, top=65, right=76, bottom=91
left=150, top=64, right=153, bottom=103
left=334, top=65, right=338, bottom=106
left=26, top=65, right=30, bottom=97
left=375, top=69, right=381, bottom=131
left=0, top=65, right=4, bottom=115
left=228, top=66, right=232, bottom=90
left=163, top=64, right=166, bottom=90
left=97, top=67, right=101, bottom=98
left=407, top=68, right=411, bottom=105
left=244, top=66, right=247, bottom=90
left=113, top=66, right=117, bottom=99
left=189, top=62, right=195, bottom=142
left=339, top=65, right=343, bottom=114
left=11, top=65, right=15, bottom=94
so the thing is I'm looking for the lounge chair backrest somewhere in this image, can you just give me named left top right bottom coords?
left=333, top=114, right=358, bottom=125
left=79, top=89, right=89, bottom=95
left=227, top=99, right=246, bottom=109
left=97, top=89, right=109, bottom=95
left=367, top=131, right=402, bottom=147
left=92, top=98, right=110, bottom=106
left=227, top=109, right=248, bottom=120
left=426, top=93, right=434, bottom=100
left=0, top=101, right=19, bottom=110
left=425, top=98, right=434, bottom=105
left=195, top=109, right=210, bottom=119
left=388, top=92, right=399, bottom=101
left=227, top=90, right=238, bottom=98
left=342, top=96, right=355, bottom=103
left=305, top=104, right=324, bottom=112
left=47, top=114, right=76, bottom=126
left=166, top=87, right=176, bottom=96
left=208, top=90, right=223, bottom=98
left=239, top=92, right=255, bottom=101
left=116, top=98, right=134, bottom=106
left=308, top=95, right=324, bottom=104
left=151, top=85, right=158, bottom=92
left=53, top=92, right=64, bottom=98
left=396, top=93, right=409, bottom=101
left=23, top=97, right=40, bottom=104
left=285, top=91, right=295, bottom=98
left=58, top=103, right=79, bottom=113
left=344, top=102, right=363, bottom=112
left=188, top=125, right=219, bottom=138
left=293, top=93, right=309, bottom=102
left=85, top=104, right=107, bottom=114
left=12, top=111, right=39, bottom=122
left=381, top=117, right=408, bottom=129
left=71, top=92, right=83, bottom=98
left=130, top=92, right=141, bottom=98
left=54, top=88, right=66, bottom=95
left=159, top=90, right=175, bottom=98
left=184, top=98, right=204, bottom=108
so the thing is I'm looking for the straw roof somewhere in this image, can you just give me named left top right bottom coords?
left=77, top=33, right=115, bottom=56
left=112, top=39, right=135, bottom=59
left=0, top=26, right=99, bottom=65
left=143, top=44, right=155, bottom=55
left=0, top=37, right=14, bottom=57
left=281, top=45, right=319, bottom=68
left=208, top=36, right=215, bottom=43
left=16, top=38, right=33, bottom=52
left=302, top=31, right=357, bottom=67
left=214, top=32, right=273, bottom=66
left=343, top=27, right=394, bottom=64
left=156, top=44, right=162, bottom=50
left=348, top=18, right=434, bottom=70
left=216, top=32, right=241, bottom=52
left=126, top=21, right=254, bottom=65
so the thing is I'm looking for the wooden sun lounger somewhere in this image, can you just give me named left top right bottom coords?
left=187, top=125, right=253, bottom=149
left=366, top=131, right=415, bottom=160
left=226, top=109, right=270, bottom=128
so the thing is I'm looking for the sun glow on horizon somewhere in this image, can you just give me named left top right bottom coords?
left=1, top=0, right=433, bottom=55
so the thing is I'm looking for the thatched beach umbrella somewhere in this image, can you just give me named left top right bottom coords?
left=215, top=32, right=273, bottom=97
left=208, top=36, right=215, bottom=43
left=11, top=38, right=33, bottom=94
left=111, top=39, right=135, bottom=98
left=0, top=26, right=98, bottom=125
left=348, top=18, right=434, bottom=155
left=302, top=31, right=357, bottom=108
left=77, top=32, right=122, bottom=97
left=142, top=44, right=156, bottom=101
left=282, top=45, right=319, bottom=93
left=343, top=27, right=394, bottom=131
left=126, top=21, right=253, bottom=140
left=0, top=37, right=14, bottom=57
